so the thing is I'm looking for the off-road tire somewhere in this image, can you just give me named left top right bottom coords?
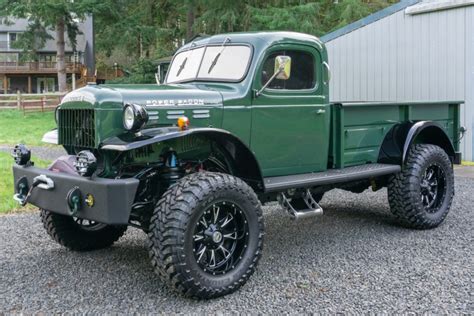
left=40, top=209, right=127, bottom=251
left=148, top=172, right=264, bottom=299
left=387, top=144, right=454, bottom=229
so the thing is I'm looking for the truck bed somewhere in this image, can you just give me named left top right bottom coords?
left=328, top=101, right=462, bottom=169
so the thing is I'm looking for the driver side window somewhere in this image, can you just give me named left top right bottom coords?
left=261, top=50, right=315, bottom=90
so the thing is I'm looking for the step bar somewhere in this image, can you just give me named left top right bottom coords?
left=264, top=163, right=401, bottom=193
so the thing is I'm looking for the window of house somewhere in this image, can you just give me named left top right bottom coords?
left=261, top=50, right=315, bottom=90
left=8, top=33, right=17, bottom=42
left=40, top=55, right=56, bottom=62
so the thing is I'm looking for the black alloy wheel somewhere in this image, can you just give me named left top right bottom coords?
left=193, top=201, right=249, bottom=275
left=73, top=217, right=107, bottom=231
left=420, top=164, right=447, bottom=213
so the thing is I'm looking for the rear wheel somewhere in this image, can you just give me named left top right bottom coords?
left=387, top=144, right=454, bottom=229
left=148, top=172, right=264, bottom=299
left=40, top=210, right=127, bottom=251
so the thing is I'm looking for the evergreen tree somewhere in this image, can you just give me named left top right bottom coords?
left=0, top=0, right=109, bottom=92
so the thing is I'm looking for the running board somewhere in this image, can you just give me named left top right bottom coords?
left=264, top=163, right=401, bottom=193
left=278, top=189, right=323, bottom=220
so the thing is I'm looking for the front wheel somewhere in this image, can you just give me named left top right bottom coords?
left=40, top=210, right=127, bottom=251
left=147, top=172, right=264, bottom=299
left=387, top=144, right=454, bottom=229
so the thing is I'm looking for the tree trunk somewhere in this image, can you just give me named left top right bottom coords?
left=186, top=0, right=195, bottom=41
left=56, top=17, right=67, bottom=93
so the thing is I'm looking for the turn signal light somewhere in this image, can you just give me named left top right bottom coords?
left=177, top=116, right=190, bottom=131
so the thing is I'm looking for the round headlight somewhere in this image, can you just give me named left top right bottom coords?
left=123, top=105, right=135, bottom=130
left=123, top=103, right=148, bottom=132
left=74, top=150, right=97, bottom=177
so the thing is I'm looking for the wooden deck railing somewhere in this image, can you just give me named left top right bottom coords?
left=0, top=61, right=83, bottom=73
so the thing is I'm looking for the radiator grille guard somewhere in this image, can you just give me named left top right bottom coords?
left=58, top=109, right=96, bottom=148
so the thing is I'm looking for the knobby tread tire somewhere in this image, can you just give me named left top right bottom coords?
left=147, top=172, right=264, bottom=299
left=387, top=144, right=454, bottom=229
left=40, top=210, right=127, bottom=251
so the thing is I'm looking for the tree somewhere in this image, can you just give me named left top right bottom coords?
left=94, top=0, right=396, bottom=83
left=0, top=0, right=109, bottom=92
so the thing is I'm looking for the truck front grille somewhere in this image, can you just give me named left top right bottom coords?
left=58, top=109, right=96, bottom=148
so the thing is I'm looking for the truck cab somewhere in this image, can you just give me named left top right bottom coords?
left=11, top=32, right=462, bottom=299
left=163, top=32, right=331, bottom=176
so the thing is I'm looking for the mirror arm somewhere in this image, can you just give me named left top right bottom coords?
left=255, top=68, right=283, bottom=97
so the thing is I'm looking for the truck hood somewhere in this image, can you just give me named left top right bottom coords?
left=61, top=83, right=223, bottom=109
left=58, top=84, right=224, bottom=147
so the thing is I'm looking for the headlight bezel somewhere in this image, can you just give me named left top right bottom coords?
left=122, top=103, right=149, bottom=132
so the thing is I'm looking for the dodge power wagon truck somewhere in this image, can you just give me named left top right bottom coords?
left=12, top=32, right=463, bottom=299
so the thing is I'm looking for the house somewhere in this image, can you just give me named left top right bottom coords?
left=0, top=16, right=94, bottom=94
left=321, top=0, right=474, bottom=161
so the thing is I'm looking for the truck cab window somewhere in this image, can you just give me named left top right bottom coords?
left=261, top=50, right=315, bottom=90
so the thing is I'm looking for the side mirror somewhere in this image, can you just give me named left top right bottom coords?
left=274, top=56, right=291, bottom=80
left=256, top=55, right=291, bottom=97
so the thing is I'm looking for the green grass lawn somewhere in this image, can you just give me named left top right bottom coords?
left=0, top=152, right=50, bottom=213
left=0, top=110, right=55, bottom=146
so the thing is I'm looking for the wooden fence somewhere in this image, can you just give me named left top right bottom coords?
left=0, top=92, right=64, bottom=114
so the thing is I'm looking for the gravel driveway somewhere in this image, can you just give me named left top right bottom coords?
left=0, top=178, right=472, bottom=314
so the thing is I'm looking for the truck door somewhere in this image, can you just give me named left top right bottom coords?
left=250, top=46, right=330, bottom=177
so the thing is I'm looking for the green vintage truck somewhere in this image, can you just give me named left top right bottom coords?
left=12, top=32, right=463, bottom=298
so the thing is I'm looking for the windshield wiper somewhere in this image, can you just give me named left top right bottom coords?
left=176, top=57, right=188, bottom=77
left=208, top=37, right=231, bottom=74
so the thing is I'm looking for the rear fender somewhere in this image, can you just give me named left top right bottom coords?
left=101, top=127, right=264, bottom=191
left=378, top=121, right=455, bottom=165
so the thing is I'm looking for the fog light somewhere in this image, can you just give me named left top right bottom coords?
left=74, top=150, right=97, bottom=177
left=11, top=144, right=31, bottom=165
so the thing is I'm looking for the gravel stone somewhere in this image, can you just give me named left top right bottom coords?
left=0, top=177, right=472, bottom=313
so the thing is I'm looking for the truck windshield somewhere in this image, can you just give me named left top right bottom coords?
left=166, top=45, right=252, bottom=83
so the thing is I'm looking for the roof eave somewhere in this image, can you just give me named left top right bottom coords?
left=320, top=0, right=420, bottom=43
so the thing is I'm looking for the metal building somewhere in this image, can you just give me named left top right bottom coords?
left=321, top=0, right=474, bottom=161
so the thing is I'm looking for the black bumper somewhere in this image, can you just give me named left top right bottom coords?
left=12, top=165, right=139, bottom=225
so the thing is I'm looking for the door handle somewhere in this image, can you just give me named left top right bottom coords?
left=316, top=109, right=326, bottom=115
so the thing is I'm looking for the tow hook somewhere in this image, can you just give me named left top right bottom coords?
left=67, top=187, right=82, bottom=216
left=13, top=175, right=55, bottom=206
left=13, top=177, right=29, bottom=206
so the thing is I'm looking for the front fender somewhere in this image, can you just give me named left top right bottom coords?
left=42, top=129, right=58, bottom=145
left=101, top=127, right=264, bottom=190
left=101, top=127, right=229, bottom=151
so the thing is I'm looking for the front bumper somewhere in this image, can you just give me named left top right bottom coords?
left=12, top=165, right=139, bottom=225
